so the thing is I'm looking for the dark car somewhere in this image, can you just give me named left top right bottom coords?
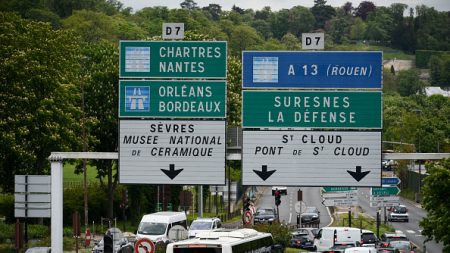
left=253, top=207, right=277, bottom=224
left=379, top=232, right=408, bottom=248
left=290, top=229, right=315, bottom=250
left=361, top=229, right=378, bottom=247
left=388, top=240, right=416, bottom=253
left=377, top=248, right=398, bottom=253
left=300, top=206, right=320, bottom=224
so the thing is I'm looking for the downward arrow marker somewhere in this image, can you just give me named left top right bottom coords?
left=161, top=164, right=183, bottom=180
left=347, top=166, right=370, bottom=182
left=253, top=165, right=276, bottom=181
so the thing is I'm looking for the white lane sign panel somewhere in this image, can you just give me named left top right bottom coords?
left=119, top=120, right=225, bottom=185
left=242, top=131, right=381, bottom=187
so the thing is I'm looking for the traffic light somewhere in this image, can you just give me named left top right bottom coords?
left=274, top=190, right=281, bottom=206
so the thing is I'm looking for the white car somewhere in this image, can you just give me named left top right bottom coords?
left=344, top=247, right=377, bottom=253
left=388, top=205, right=409, bottom=222
left=188, top=217, right=222, bottom=238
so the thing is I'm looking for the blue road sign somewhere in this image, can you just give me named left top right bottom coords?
left=382, top=177, right=401, bottom=185
left=242, top=51, right=382, bottom=89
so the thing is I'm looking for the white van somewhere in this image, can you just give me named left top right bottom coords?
left=136, top=211, right=187, bottom=244
left=314, top=227, right=361, bottom=252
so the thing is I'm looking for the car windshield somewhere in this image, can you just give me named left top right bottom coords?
left=304, top=207, right=317, bottom=213
left=362, top=233, right=377, bottom=241
left=257, top=209, right=274, bottom=215
left=190, top=221, right=212, bottom=230
left=394, top=207, right=407, bottom=213
left=138, top=222, right=167, bottom=235
left=388, top=235, right=407, bottom=242
left=389, top=241, right=410, bottom=250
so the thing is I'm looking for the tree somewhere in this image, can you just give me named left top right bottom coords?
left=365, top=7, right=393, bottom=43
left=342, top=2, right=353, bottom=15
left=81, top=40, right=119, bottom=218
left=281, top=33, right=301, bottom=50
left=350, top=17, right=367, bottom=40
left=328, top=8, right=352, bottom=44
left=202, top=4, right=222, bottom=20
left=287, top=6, right=315, bottom=37
left=180, top=0, right=198, bottom=11
left=0, top=13, right=84, bottom=192
left=354, top=1, right=376, bottom=21
left=396, top=70, right=424, bottom=96
left=269, top=8, right=290, bottom=39
left=227, top=57, right=242, bottom=126
left=310, top=0, right=336, bottom=29
left=420, top=158, right=450, bottom=251
left=229, top=25, right=263, bottom=56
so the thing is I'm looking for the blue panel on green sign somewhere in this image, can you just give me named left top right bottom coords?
left=119, top=80, right=226, bottom=118
left=120, top=41, right=227, bottom=79
left=242, top=51, right=382, bottom=89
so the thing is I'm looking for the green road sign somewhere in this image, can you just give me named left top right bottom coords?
left=120, top=41, right=227, bottom=79
left=242, top=90, right=382, bottom=129
left=119, top=80, right=226, bottom=118
left=322, top=187, right=357, bottom=192
left=371, top=186, right=401, bottom=196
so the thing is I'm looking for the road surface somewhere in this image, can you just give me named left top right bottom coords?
left=358, top=188, right=443, bottom=253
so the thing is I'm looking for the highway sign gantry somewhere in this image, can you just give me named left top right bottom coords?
left=242, top=90, right=382, bottom=129
left=242, top=130, right=382, bottom=187
left=119, top=80, right=226, bottom=118
left=120, top=41, right=227, bottom=79
left=119, top=120, right=225, bottom=185
left=242, top=51, right=382, bottom=89
left=371, top=186, right=401, bottom=196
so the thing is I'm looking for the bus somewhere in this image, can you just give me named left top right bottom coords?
left=166, top=228, right=283, bottom=253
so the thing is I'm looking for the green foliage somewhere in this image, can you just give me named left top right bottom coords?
left=0, top=12, right=84, bottom=192
left=229, top=25, right=263, bottom=56
left=0, top=194, right=14, bottom=223
left=0, top=222, right=14, bottom=243
left=416, top=50, right=450, bottom=68
left=420, top=158, right=450, bottom=251
left=253, top=222, right=291, bottom=248
left=227, top=56, right=242, bottom=126
left=396, top=69, right=424, bottom=96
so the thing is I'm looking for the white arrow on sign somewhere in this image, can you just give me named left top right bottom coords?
left=370, top=201, right=400, bottom=208
left=370, top=196, right=400, bottom=202
left=323, top=198, right=358, bottom=207
left=323, top=191, right=357, bottom=199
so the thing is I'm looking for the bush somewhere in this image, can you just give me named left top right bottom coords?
left=253, top=222, right=291, bottom=248
left=416, top=50, right=450, bottom=68
left=0, top=222, right=14, bottom=243
left=0, top=194, right=14, bottom=223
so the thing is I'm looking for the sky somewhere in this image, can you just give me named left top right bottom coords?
left=120, top=0, right=450, bottom=12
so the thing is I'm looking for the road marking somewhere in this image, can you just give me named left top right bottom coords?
left=406, top=230, right=415, bottom=234
left=395, top=230, right=403, bottom=233
left=289, top=212, right=292, bottom=223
